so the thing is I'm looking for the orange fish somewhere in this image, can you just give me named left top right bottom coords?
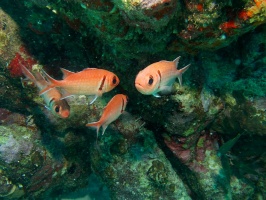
left=21, top=65, right=70, bottom=118
left=135, top=56, right=190, bottom=97
left=39, top=68, right=120, bottom=104
left=86, top=94, right=128, bottom=136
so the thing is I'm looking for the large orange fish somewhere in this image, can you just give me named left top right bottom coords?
left=86, top=94, right=128, bottom=137
left=21, top=65, right=70, bottom=118
left=39, top=68, right=120, bottom=104
left=135, top=56, right=190, bottom=97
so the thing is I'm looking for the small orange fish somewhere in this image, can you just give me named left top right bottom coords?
left=39, top=68, right=120, bottom=104
left=21, top=65, right=70, bottom=118
left=135, top=56, right=190, bottom=97
left=86, top=94, right=128, bottom=136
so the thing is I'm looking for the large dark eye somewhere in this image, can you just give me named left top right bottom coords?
left=55, top=105, right=60, bottom=113
left=112, top=76, right=117, bottom=85
left=148, top=75, right=153, bottom=85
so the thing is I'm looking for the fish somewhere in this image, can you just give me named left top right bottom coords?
left=135, top=56, right=190, bottom=97
left=39, top=68, right=120, bottom=104
left=21, top=65, right=70, bottom=118
left=86, top=94, right=128, bottom=137
left=218, top=134, right=241, bottom=157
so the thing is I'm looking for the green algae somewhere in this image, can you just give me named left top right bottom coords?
left=147, top=160, right=168, bottom=186
left=197, top=137, right=205, bottom=148
left=0, top=30, right=8, bottom=49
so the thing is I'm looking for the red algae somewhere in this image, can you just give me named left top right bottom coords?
left=7, top=46, right=37, bottom=77
left=219, top=21, right=240, bottom=33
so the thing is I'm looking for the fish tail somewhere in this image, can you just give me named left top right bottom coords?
left=21, top=65, right=37, bottom=84
left=86, top=121, right=101, bottom=138
left=177, top=64, right=190, bottom=86
left=39, top=70, right=59, bottom=95
left=34, top=71, right=46, bottom=82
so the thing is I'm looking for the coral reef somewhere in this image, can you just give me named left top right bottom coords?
left=91, top=129, right=191, bottom=199
left=0, top=0, right=265, bottom=199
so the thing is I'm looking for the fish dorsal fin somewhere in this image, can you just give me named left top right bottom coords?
left=173, top=56, right=181, bottom=68
left=60, top=68, right=75, bottom=79
left=82, top=68, right=97, bottom=71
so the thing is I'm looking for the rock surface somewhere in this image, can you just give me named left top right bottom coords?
left=0, top=0, right=265, bottom=199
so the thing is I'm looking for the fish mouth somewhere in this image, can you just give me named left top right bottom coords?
left=135, top=83, right=145, bottom=93
left=135, top=82, right=143, bottom=89
left=60, top=110, right=70, bottom=118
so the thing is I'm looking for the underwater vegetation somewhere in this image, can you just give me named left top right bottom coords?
left=0, top=0, right=265, bottom=199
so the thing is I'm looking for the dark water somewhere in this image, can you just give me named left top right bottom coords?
left=0, top=0, right=265, bottom=199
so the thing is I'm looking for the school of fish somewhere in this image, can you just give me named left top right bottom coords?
left=21, top=56, right=190, bottom=137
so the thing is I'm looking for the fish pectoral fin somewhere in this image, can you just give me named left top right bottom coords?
left=153, top=93, right=161, bottom=98
left=44, top=104, right=51, bottom=111
left=159, top=85, right=173, bottom=95
left=88, top=95, right=98, bottom=105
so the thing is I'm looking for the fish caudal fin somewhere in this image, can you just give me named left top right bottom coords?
left=177, top=64, right=190, bottom=86
left=86, top=121, right=101, bottom=138
left=101, top=124, right=108, bottom=135
left=21, top=65, right=37, bottom=84
left=39, top=70, right=58, bottom=95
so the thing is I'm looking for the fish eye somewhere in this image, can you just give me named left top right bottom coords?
left=148, top=75, right=153, bottom=85
left=55, top=105, right=60, bottom=113
left=112, top=76, right=117, bottom=85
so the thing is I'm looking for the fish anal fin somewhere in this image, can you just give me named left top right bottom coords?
left=159, top=85, right=173, bottom=95
left=177, top=64, right=190, bottom=86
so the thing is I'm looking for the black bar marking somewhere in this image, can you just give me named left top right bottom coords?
left=121, top=98, right=125, bottom=113
left=49, top=98, right=55, bottom=106
left=157, top=70, right=162, bottom=89
left=99, top=75, right=106, bottom=91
